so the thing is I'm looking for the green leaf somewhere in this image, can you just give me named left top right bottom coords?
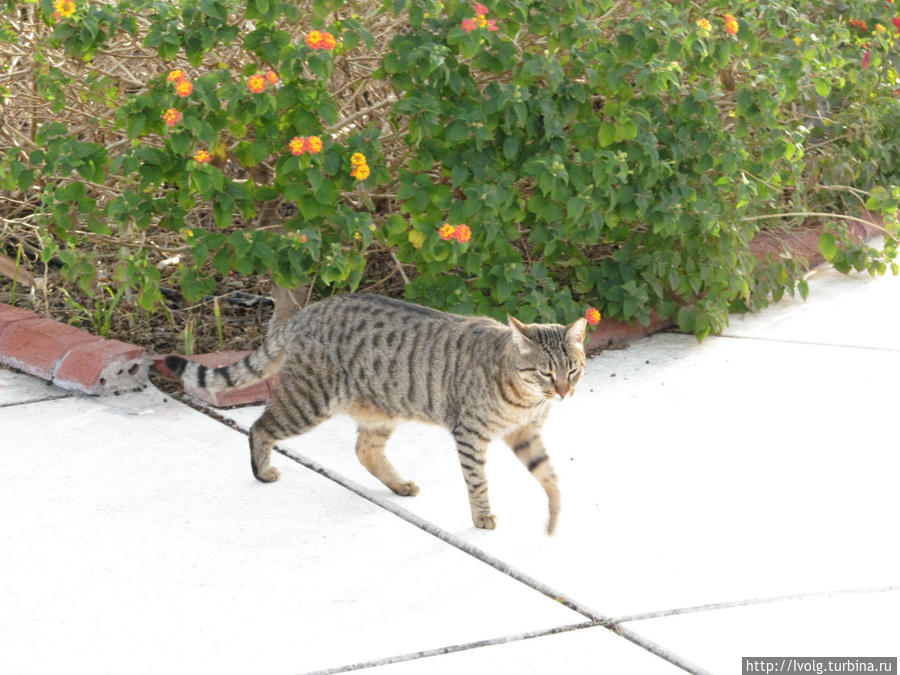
left=597, top=122, right=616, bottom=147
left=818, top=232, right=836, bottom=261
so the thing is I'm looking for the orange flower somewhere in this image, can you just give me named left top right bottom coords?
left=265, top=70, right=280, bottom=84
left=696, top=18, right=711, bottom=31
left=321, top=31, right=337, bottom=51
left=54, top=0, right=75, bottom=18
left=454, top=224, right=471, bottom=243
left=174, top=78, right=193, bottom=97
left=162, top=108, right=181, bottom=127
left=306, top=135, right=323, bottom=154
left=167, top=69, right=185, bottom=82
left=350, top=152, right=367, bottom=166
left=193, top=149, right=211, bottom=163
left=247, top=74, right=267, bottom=94
left=438, top=223, right=456, bottom=240
left=723, top=13, right=739, bottom=35
left=295, top=232, right=308, bottom=243
left=351, top=163, right=371, bottom=181
left=306, top=30, right=336, bottom=50
left=289, top=136, right=307, bottom=156
left=306, top=30, right=324, bottom=49
left=585, top=307, right=601, bottom=326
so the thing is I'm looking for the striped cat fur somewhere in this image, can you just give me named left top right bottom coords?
left=166, top=293, right=587, bottom=534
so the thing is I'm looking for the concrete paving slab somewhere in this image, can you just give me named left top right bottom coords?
left=0, top=365, right=71, bottom=405
left=360, top=624, right=684, bottom=674
left=219, top=330, right=900, bottom=618
left=724, top=266, right=900, bottom=350
left=624, top=588, right=900, bottom=674
left=0, top=387, right=588, bottom=675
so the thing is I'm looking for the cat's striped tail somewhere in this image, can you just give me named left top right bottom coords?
left=164, top=328, right=286, bottom=392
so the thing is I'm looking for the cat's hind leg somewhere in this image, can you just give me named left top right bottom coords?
left=248, top=369, right=331, bottom=483
left=354, top=424, right=419, bottom=496
left=504, top=427, right=560, bottom=534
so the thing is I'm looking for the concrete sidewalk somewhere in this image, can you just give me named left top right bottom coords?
left=1, top=264, right=898, bottom=674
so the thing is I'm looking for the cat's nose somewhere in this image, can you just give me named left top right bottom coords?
left=555, top=384, right=569, bottom=399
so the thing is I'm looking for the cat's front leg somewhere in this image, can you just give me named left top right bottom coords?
left=452, top=427, right=496, bottom=529
left=504, top=427, right=560, bottom=535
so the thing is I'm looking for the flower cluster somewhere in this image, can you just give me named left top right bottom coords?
left=289, top=135, right=323, bottom=156
left=193, top=149, right=210, bottom=163
left=247, top=74, right=267, bottom=94
left=849, top=18, right=869, bottom=31
left=306, top=30, right=337, bottom=51
left=162, top=108, right=181, bottom=127
left=696, top=18, right=712, bottom=32
left=53, top=0, right=76, bottom=19
left=462, top=3, right=499, bottom=33
left=166, top=70, right=193, bottom=98
left=894, top=17, right=900, bottom=33
left=438, top=223, right=471, bottom=243
left=585, top=307, right=602, bottom=326
left=350, top=152, right=371, bottom=181
left=723, top=13, right=739, bottom=35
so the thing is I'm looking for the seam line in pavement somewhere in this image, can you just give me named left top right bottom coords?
left=192, top=402, right=711, bottom=675
left=713, top=333, right=900, bottom=353
left=0, top=394, right=72, bottom=408
left=612, top=584, right=900, bottom=624
left=303, top=621, right=595, bottom=674
left=276, top=444, right=712, bottom=675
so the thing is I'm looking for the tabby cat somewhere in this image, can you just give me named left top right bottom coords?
left=166, top=293, right=587, bottom=534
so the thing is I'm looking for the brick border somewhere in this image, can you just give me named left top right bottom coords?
left=0, top=213, right=884, bottom=403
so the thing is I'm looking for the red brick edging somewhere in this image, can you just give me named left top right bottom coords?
left=0, top=213, right=885, bottom=404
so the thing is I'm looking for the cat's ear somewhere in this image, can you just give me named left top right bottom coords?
left=566, top=317, right=587, bottom=347
left=507, top=315, right=535, bottom=354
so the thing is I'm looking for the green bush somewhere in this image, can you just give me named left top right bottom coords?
left=1, top=0, right=899, bottom=339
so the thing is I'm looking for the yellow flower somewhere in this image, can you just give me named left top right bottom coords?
left=585, top=307, right=601, bottom=326
left=174, top=78, right=193, bottom=97
left=193, top=149, right=211, bottom=163
left=723, top=13, right=739, bottom=36
left=247, top=74, right=267, bottom=94
left=54, top=0, right=76, bottom=18
left=350, top=152, right=367, bottom=166
left=875, top=23, right=886, bottom=33
left=351, top=163, right=371, bottom=181
left=696, top=18, right=711, bottom=32
left=438, top=223, right=456, bottom=240
left=306, top=135, right=323, bottom=154
left=167, top=69, right=185, bottom=82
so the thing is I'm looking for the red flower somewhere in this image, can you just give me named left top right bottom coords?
left=265, top=70, right=279, bottom=85
left=289, top=136, right=307, bottom=156
left=474, top=3, right=488, bottom=15
left=862, top=50, right=871, bottom=68
left=462, top=18, right=476, bottom=32
left=585, top=307, right=601, bottom=326
left=486, top=18, right=498, bottom=31
left=893, top=17, right=900, bottom=33
left=454, top=224, right=472, bottom=243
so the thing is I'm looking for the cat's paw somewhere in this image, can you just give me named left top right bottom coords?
left=473, top=513, right=497, bottom=530
left=391, top=480, right=420, bottom=496
left=254, top=466, right=280, bottom=483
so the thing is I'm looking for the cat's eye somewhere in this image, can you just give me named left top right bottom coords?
left=538, top=370, right=553, bottom=380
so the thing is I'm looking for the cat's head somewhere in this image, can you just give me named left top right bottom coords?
left=507, top=316, right=587, bottom=400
